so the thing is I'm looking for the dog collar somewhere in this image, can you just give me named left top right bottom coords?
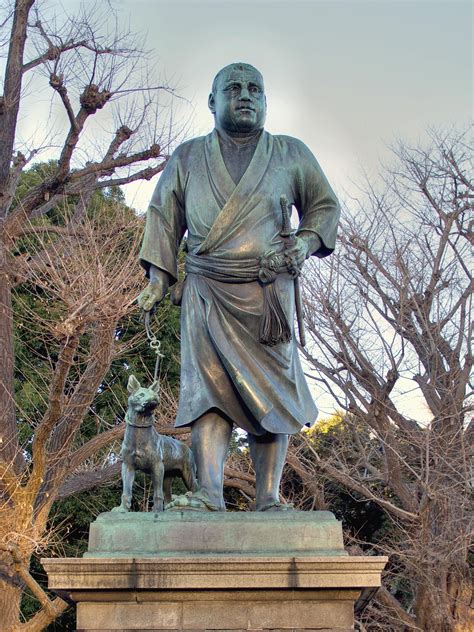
left=125, top=412, right=155, bottom=428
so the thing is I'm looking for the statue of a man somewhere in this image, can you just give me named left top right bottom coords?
left=138, top=63, right=340, bottom=511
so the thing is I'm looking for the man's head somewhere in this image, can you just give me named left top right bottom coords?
left=209, top=62, right=266, bottom=134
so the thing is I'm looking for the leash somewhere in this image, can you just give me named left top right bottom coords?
left=144, top=311, right=164, bottom=382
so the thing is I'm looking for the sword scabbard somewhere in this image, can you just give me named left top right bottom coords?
left=279, top=195, right=306, bottom=347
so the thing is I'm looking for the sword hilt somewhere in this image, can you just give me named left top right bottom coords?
left=279, top=195, right=293, bottom=239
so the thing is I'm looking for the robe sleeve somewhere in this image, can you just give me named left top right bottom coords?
left=292, top=140, right=340, bottom=258
left=139, top=147, right=187, bottom=283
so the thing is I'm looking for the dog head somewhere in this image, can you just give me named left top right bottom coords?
left=127, top=375, right=160, bottom=415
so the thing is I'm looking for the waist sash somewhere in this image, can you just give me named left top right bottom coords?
left=185, top=253, right=292, bottom=346
left=185, top=253, right=259, bottom=282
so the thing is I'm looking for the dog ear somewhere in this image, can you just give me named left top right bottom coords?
left=127, top=374, right=141, bottom=394
left=150, top=380, right=160, bottom=397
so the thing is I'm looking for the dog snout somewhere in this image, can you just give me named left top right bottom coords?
left=143, top=399, right=159, bottom=411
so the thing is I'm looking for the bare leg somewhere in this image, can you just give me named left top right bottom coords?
left=191, top=410, right=233, bottom=511
left=182, top=450, right=199, bottom=492
left=248, top=432, right=289, bottom=511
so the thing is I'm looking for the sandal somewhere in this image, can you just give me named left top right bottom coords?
left=258, top=501, right=295, bottom=512
left=165, top=490, right=224, bottom=512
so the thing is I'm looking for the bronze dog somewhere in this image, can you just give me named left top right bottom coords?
left=112, top=375, right=198, bottom=512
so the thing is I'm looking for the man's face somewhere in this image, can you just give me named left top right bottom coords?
left=209, top=67, right=266, bottom=134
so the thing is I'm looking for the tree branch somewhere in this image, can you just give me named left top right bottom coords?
left=68, top=143, right=162, bottom=182
left=49, top=72, right=77, bottom=130
left=57, top=462, right=121, bottom=499
left=0, top=543, right=68, bottom=628
left=302, top=436, right=418, bottom=523
left=27, top=333, right=81, bottom=500
left=92, top=163, right=166, bottom=189
left=67, top=423, right=125, bottom=474
left=375, top=585, right=419, bottom=629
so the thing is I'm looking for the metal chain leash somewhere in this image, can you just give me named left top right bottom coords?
left=144, top=311, right=165, bottom=382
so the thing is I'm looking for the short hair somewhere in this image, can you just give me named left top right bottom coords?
left=211, top=63, right=263, bottom=94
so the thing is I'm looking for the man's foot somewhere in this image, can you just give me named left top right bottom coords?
left=165, top=490, right=225, bottom=512
left=257, top=500, right=295, bottom=512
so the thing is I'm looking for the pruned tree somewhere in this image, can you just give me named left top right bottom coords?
left=299, top=128, right=473, bottom=631
left=0, top=0, right=183, bottom=628
left=0, top=200, right=146, bottom=629
left=1, top=0, right=178, bottom=472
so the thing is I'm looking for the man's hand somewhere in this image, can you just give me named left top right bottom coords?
left=284, top=232, right=322, bottom=269
left=137, top=266, right=170, bottom=313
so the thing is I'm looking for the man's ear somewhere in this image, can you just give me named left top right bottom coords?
left=208, top=92, right=215, bottom=113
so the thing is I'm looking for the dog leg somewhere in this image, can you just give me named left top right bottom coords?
left=112, top=461, right=135, bottom=512
left=163, top=475, right=173, bottom=505
left=151, top=462, right=165, bottom=512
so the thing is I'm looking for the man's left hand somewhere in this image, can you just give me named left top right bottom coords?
left=284, top=232, right=322, bottom=269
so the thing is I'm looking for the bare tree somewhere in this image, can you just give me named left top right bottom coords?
left=0, top=1, right=185, bottom=628
left=0, top=0, right=179, bottom=469
left=298, top=128, right=473, bottom=631
left=0, top=212, right=258, bottom=631
left=0, top=203, right=145, bottom=629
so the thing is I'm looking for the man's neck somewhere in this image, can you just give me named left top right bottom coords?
left=216, top=126, right=262, bottom=145
left=215, top=127, right=262, bottom=185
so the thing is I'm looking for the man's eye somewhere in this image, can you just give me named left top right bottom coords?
left=250, top=86, right=261, bottom=93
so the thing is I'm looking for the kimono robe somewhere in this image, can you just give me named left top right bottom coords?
left=140, top=129, right=340, bottom=435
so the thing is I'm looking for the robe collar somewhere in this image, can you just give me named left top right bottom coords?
left=197, top=129, right=274, bottom=255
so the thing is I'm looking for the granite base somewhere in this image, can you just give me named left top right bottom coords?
left=43, top=511, right=386, bottom=631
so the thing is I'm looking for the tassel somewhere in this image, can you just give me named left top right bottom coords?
left=259, top=281, right=292, bottom=346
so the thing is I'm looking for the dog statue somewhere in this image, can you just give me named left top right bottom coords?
left=112, top=375, right=198, bottom=513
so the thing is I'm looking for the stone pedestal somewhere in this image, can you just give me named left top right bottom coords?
left=43, top=511, right=387, bottom=631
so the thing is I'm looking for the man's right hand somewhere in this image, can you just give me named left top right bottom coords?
left=137, top=267, right=170, bottom=313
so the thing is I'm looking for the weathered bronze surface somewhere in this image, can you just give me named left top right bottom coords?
left=112, top=375, right=197, bottom=512
left=86, top=511, right=347, bottom=557
left=138, top=63, right=340, bottom=512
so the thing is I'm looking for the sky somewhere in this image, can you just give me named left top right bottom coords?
left=9, top=0, right=472, bottom=209
left=6, top=0, right=473, bottom=419
left=110, top=0, right=473, bottom=211
left=115, top=0, right=471, bottom=420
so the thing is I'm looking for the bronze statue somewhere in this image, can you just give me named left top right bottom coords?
left=138, top=63, right=340, bottom=511
left=112, top=375, right=198, bottom=512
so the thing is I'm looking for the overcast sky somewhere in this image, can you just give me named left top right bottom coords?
left=7, top=0, right=472, bottom=419
left=9, top=0, right=472, bottom=209
left=114, top=0, right=472, bottom=211
left=110, top=0, right=471, bottom=420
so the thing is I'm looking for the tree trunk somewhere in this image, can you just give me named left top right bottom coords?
left=414, top=493, right=472, bottom=632
left=414, top=574, right=455, bottom=632
left=0, top=239, right=19, bottom=471
left=0, top=0, right=35, bottom=202
left=0, top=576, right=22, bottom=631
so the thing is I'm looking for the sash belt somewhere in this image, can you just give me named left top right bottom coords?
left=185, top=253, right=292, bottom=346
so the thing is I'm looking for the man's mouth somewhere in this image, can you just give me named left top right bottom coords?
left=237, top=106, right=254, bottom=112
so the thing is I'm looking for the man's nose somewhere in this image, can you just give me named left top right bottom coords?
left=239, top=86, right=251, bottom=100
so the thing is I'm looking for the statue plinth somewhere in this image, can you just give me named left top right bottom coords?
left=43, top=511, right=387, bottom=631
left=85, top=510, right=346, bottom=557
